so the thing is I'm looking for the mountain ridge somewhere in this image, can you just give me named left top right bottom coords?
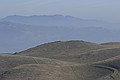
left=1, top=14, right=111, bottom=27
left=0, top=15, right=120, bottom=53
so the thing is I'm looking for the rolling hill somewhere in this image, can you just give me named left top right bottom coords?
left=16, top=40, right=105, bottom=57
left=0, top=40, right=120, bottom=80
left=15, top=41, right=120, bottom=64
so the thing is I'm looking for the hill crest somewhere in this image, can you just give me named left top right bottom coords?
left=16, top=40, right=104, bottom=57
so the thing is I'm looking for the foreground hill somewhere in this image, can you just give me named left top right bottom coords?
left=16, top=41, right=120, bottom=64
left=0, top=40, right=120, bottom=80
left=51, top=47, right=120, bottom=63
left=0, top=64, right=114, bottom=80
left=0, top=54, right=75, bottom=75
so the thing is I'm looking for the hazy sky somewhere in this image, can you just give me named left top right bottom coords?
left=0, top=0, right=120, bottom=23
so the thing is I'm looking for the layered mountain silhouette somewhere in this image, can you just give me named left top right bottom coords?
left=1, top=15, right=112, bottom=27
left=0, top=40, right=120, bottom=80
left=0, top=15, right=120, bottom=53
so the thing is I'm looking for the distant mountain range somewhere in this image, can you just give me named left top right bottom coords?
left=0, top=15, right=120, bottom=53
left=1, top=15, right=117, bottom=28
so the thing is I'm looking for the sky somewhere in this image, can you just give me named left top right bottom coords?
left=0, top=0, right=120, bottom=23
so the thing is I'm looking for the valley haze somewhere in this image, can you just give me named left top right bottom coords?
left=0, top=15, right=120, bottom=53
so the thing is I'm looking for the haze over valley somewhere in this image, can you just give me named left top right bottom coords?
left=0, top=15, right=120, bottom=53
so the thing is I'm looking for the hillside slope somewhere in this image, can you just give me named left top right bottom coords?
left=0, top=54, right=75, bottom=76
left=1, top=59, right=119, bottom=80
left=16, top=40, right=105, bottom=57
left=0, top=40, right=120, bottom=80
left=101, top=42, right=120, bottom=48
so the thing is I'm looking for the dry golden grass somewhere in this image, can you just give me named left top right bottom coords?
left=0, top=64, right=113, bottom=80
left=0, top=54, right=76, bottom=76
left=0, top=40, right=120, bottom=80
left=16, top=40, right=105, bottom=57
